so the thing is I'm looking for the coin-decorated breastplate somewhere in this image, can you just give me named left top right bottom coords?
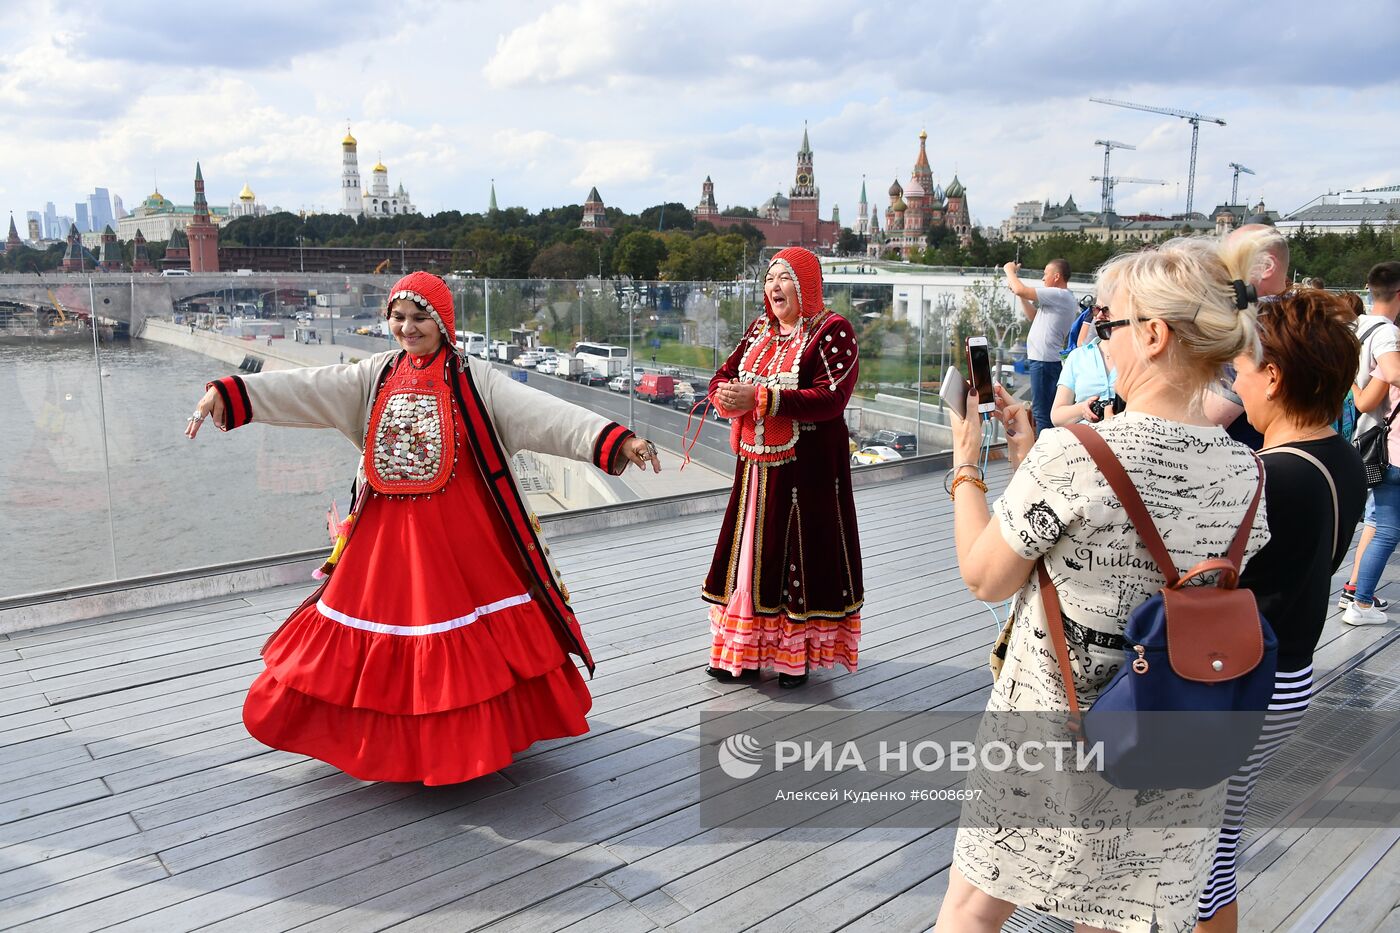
left=363, top=352, right=456, bottom=496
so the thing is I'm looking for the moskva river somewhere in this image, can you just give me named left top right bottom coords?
left=0, top=339, right=354, bottom=598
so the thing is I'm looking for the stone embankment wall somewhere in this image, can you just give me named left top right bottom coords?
left=140, top=319, right=352, bottom=371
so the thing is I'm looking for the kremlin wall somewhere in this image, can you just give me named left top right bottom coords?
left=14, top=124, right=972, bottom=274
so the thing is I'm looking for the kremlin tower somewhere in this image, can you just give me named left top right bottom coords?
left=187, top=162, right=220, bottom=272
left=341, top=125, right=362, bottom=217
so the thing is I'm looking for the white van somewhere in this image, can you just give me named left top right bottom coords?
left=455, top=331, right=487, bottom=357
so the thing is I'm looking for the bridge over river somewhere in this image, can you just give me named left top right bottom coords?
left=0, top=273, right=401, bottom=336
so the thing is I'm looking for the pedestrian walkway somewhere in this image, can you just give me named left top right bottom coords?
left=1, top=465, right=1398, bottom=931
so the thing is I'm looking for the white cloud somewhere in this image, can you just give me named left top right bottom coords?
left=2, top=1, right=1398, bottom=232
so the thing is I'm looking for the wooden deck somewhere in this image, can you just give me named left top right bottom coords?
left=2, top=465, right=1399, bottom=932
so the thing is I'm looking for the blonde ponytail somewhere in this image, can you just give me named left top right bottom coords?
left=1095, top=235, right=1262, bottom=388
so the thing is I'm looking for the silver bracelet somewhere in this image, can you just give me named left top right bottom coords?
left=943, top=464, right=985, bottom=495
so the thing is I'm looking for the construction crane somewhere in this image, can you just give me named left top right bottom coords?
left=1094, top=140, right=1136, bottom=214
left=1090, top=97, right=1226, bottom=215
left=1229, top=163, right=1256, bottom=205
left=1090, top=176, right=1167, bottom=215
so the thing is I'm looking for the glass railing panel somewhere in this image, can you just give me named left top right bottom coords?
left=3, top=271, right=1026, bottom=598
left=0, top=280, right=121, bottom=598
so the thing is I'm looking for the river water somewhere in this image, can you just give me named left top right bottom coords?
left=0, top=339, right=355, bottom=598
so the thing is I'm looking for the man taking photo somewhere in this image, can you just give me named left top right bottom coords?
left=1004, top=258, right=1078, bottom=433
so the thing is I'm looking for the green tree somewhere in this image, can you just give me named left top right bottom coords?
left=529, top=242, right=594, bottom=279
left=638, top=203, right=694, bottom=232
left=615, top=231, right=668, bottom=280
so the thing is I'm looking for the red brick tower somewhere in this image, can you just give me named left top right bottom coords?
left=187, top=162, right=220, bottom=273
left=694, top=176, right=720, bottom=221
left=62, top=224, right=84, bottom=271
left=5, top=213, right=21, bottom=252
left=788, top=125, right=819, bottom=243
left=131, top=229, right=155, bottom=272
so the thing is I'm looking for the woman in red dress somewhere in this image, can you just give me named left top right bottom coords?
left=186, top=272, right=659, bottom=784
left=703, top=247, right=863, bottom=688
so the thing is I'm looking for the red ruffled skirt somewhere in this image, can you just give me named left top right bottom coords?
left=244, top=460, right=591, bottom=785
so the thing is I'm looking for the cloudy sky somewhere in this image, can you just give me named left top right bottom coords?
left=3, top=0, right=1398, bottom=232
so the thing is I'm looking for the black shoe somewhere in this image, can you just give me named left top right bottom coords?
left=706, top=666, right=758, bottom=682
left=777, top=673, right=809, bottom=689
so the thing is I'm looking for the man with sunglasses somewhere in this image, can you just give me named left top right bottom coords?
left=1004, top=258, right=1078, bottom=433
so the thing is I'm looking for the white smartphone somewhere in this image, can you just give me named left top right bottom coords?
left=965, top=336, right=996, bottom=414
left=940, top=366, right=970, bottom=419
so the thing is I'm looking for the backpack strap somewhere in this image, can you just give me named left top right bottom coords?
left=1037, top=560, right=1082, bottom=715
left=1064, top=424, right=1179, bottom=585
left=1263, top=446, right=1340, bottom=566
left=1225, top=455, right=1265, bottom=570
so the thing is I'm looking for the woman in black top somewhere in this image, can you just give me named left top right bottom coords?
left=1195, top=289, right=1366, bottom=932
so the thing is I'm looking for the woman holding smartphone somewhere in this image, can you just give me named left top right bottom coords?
left=935, top=235, right=1274, bottom=933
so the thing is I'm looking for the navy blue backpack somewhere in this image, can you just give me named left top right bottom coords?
left=1037, top=424, right=1276, bottom=790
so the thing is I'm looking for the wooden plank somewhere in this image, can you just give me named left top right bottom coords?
left=1316, top=830, right=1400, bottom=932
left=476, top=880, right=621, bottom=933
left=0, top=719, right=70, bottom=748
left=0, top=854, right=168, bottom=928
left=0, top=755, right=304, bottom=848
left=18, top=617, right=275, bottom=677
left=1236, top=828, right=1376, bottom=931
left=3, top=596, right=255, bottom=651
left=134, top=794, right=552, bottom=933
left=46, top=660, right=263, bottom=719
left=37, top=636, right=266, bottom=703
left=628, top=889, right=691, bottom=927
left=745, top=826, right=957, bottom=933
left=0, top=744, right=92, bottom=788
left=556, top=899, right=659, bottom=933
left=371, top=844, right=628, bottom=933
left=0, top=813, right=141, bottom=901
left=15, top=603, right=274, bottom=664
left=0, top=779, right=112, bottom=825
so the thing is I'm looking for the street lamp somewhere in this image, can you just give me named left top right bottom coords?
left=399, top=239, right=406, bottom=274
left=297, top=234, right=305, bottom=273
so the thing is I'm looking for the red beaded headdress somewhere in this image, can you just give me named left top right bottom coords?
left=387, top=271, right=458, bottom=358
left=763, top=247, right=825, bottom=320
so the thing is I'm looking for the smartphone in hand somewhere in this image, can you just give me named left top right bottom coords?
left=940, top=367, right=970, bottom=419
left=966, top=336, right=996, bottom=414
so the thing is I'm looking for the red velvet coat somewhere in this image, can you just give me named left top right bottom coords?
left=702, top=312, right=863, bottom=623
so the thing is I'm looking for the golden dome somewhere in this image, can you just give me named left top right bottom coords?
left=342, top=129, right=357, bottom=146
left=238, top=182, right=255, bottom=200
left=373, top=161, right=387, bottom=173
left=919, top=129, right=928, bottom=140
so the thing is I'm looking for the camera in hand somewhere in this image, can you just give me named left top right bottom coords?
left=1088, top=395, right=1125, bottom=420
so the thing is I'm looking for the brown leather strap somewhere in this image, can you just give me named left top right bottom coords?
left=1037, top=560, right=1081, bottom=714
left=1226, top=455, right=1265, bottom=570
left=1174, top=557, right=1240, bottom=590
left=1064, top=424, right=1178, bottom=584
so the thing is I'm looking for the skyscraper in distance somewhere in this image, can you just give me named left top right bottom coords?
left=113, top=194, right=126, bottom=219
left=89, top=188, right=113, bottom=232
left=74, top=203, right=90, bottom=232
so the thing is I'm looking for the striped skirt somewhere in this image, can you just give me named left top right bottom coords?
left=1197, top=666, right=1314, bottom=921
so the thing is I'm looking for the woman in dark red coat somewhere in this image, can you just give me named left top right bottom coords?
left=702, top=247, right=863, bottom=688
